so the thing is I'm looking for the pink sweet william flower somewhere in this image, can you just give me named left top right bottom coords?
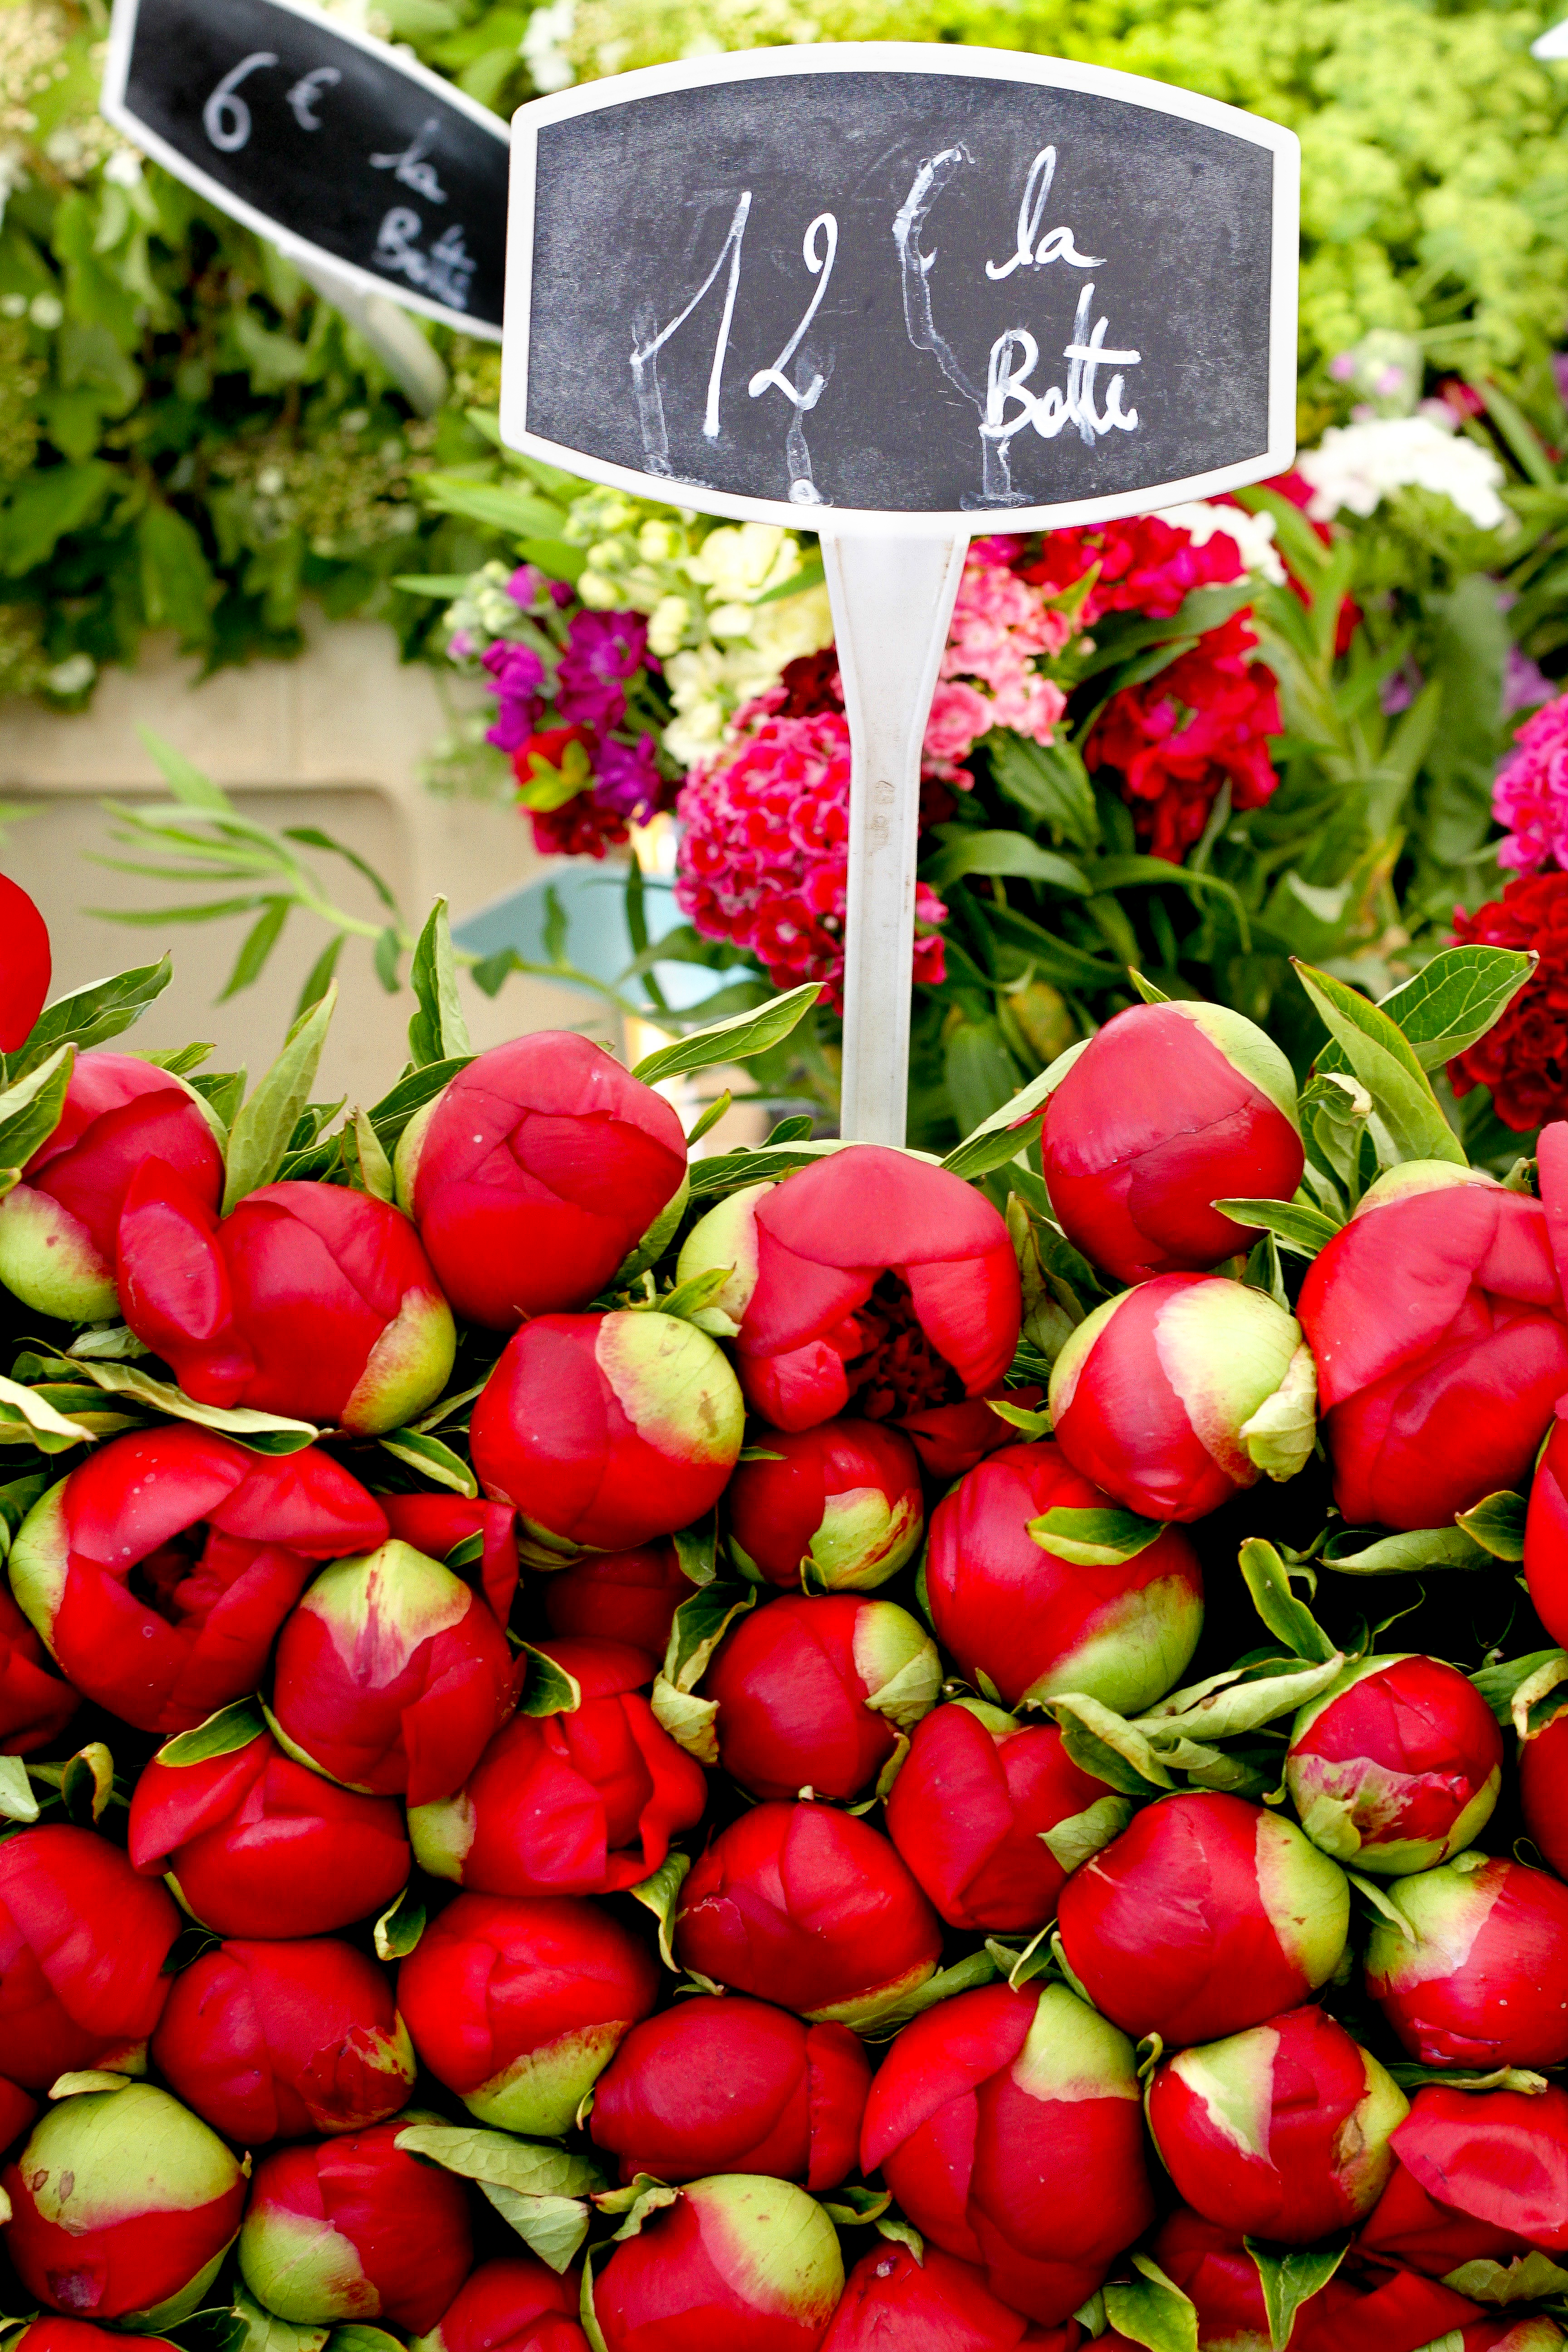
left=1494, top=691, right=1568, bottom=874
left=926, top=539, right=1070, bottom=774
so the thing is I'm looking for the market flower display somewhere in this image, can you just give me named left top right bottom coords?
left=1284, top=1652, right=1504, bottom=1873
left=584, top=2173, right=845, bottom=2352
left=408, top=2255, right=588, bottom=2352
left=1365, top=1854, right=1568, bottom=2067
left=701, top=1594, right=940, bottom=1802
left=0, top=1825, right=178, bottom=2088
left=722, top=1420, right=925, bottom=1593
left=239, top=2116, right=473, bottom=2332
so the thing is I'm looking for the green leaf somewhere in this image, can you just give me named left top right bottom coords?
left=1103, top=2256, right=1198, bottom=2352
left=1039, top=1792, right=1136, bottom=1875
left=1238, top=1540, right=1338, bottom=1665
left=0, top=1755, right=39, bottom=1823
left=223, top=985, right=337, bottom=1210
left=137, top=500, right=216, bottom=643
left=483, top=2181, right=595, bottom=2274
left=921, top=828, right=1091, bottom=897
left=941, top=1039, right=1088, bottom=1181
left=1135, top=1653, right=1345, bottom=1746
left=1245, top=2239, right=1349, bottom=2352
left=673, top=1514, right=718, bottom=1589
left=394, top=2122, right=598, bottom=2200
left=224, top=2287, right=328, bottom=2352
left=136, top=729, right=234, bottom=814
left=373, top=1886, right=424, bottom=1960
left=418, top=475, right=568, bottom=539
left=8, top=956, right=172, bottom=1076
left=662, top=1583, right=755, bottom=1691
left=817, top=2184, right=892, bottom=2227
left=377, top=1427, right=476, bottom=1497
left=1294, top=959, right=1464, bottom=1166
left=368, top=1056, right=471, bottom=1144
left=55, top=1357, right=318, bottom=1451
left=0, top=1045, right=74, bottom=1175
left=158, top=1699, right=266, bottom=1766
left=374, top=926, right=402, bottom=992
left=1028, top=1506, right=1165, bottom=1566
left=1322, top=1524, right=1490, bottom=1573
left=627, top=1850, right=691, bottom=1970
left=1212, top=1197, right=1343, bottom=1258
left=294, top=935, right=345, bottom=1023
left=0, top=459, right=113, bottom=575
left=1050, top=1694, right=1176, bottom=1792
left=516, top=1642, right=582, bottom=1717
left=220, top=899, right=289, bottom=1000
left=1440, top=2250, right=1568, bottom=2305
left=631, top=983, right=820, bottom=1085
left=1375, top=946, right=1536, bottom=1071
left=864, top=1948, right=999, bottom=2038
left=346, top=1107, right=394, bottom=1202
left=328, top=2329, right=404, bottom=2352
left=1454, top=1490, right=1527, bottom=1561
left=408, top=898, right=473, bottom=1068
left=1471, top=1648, right=1568, bottom=1729
left=1128, top=969, right=1171, bottom=1004
left=987, top=733, right=1100, bottom=849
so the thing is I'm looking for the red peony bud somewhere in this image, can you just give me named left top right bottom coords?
left=9, top=1428, right=387, bottom=1735
left=1147, top=2210, right=1274, bottom=2350
left=675, top=1802, right=942, bottom=2030
left=152, top=1937, right=416, bottom=2142
left=395, top=1033, right=687, bottom=1329
left=239, top=2114, right=472, bottom=2333
left=724, top=1421, right=925, bottom=1594
left=395, top=1891, right=659, bottom=2136
left=924, top=1440, right=1204, bottom=1712
left=821, top=2239, right=1078, bottom=2350
left=408, top=1637, right=706, bottom=1896
left=1056, top=1790, right=1350, bottom=2045
left=116, top=1166, right=455, bottom=1435
left=269, top=1539, right=516, bottom=1806
left=589, top=1995, right=869, bottom=2188
left=884, top=1700, right=1129, bottom=1934
left=0, top=1052, right=223, bottom=1324
left=128, top=1724, right=410, bottom=1938
left=9, top=2323, right=178, bottom=2352
left=1039, top=1001, right=1305, bottom=1284
left=1366, top=1855, right=1568, bottom=2068
left=3, top=2081, right=245, bottom=2326
left=1285, top=1653, right=1504, bottom=1875
left=542, top=1544, right=691, bottom=1665
left=1358, top=2082, right=1568, bottom=2274
left=409, top=2254, right=588, bottom=2352
left=585, top=2174, right=844, bottom=2352
left=1286, top=2254, right=1493, bottom=2352
left=0, top=1587, right=78, bottom=1756
left=1521, top=1710, right=1568, bottom=1877
left=0, top=2077, right=37, bottom=2151
left=0, top=873, right=50, bottom=1054
left=703, top=1595, right=938, bottom=1803
left=470, top=1312, right=744, bottom=1556
left=1049, top=1275, right=1317, bottom=1521
left=1297, top=1164, right=1568, bottom=1530
left=380, top=1493, right=520, bottom=1630
left=1147, top=2004, right=1408, bottom=2243
left=0, top=1825, right=177, bottom=2087
left=859, top=1982, right=1152, bottom=2324
left=1525, top=1417, right=1568, bottom=1649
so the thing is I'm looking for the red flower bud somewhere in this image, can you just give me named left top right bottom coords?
left=884, top=1700, right=1128, bottom=1933
left=1049, top=1276, right=1317, bottom=1521
left=1358, top=2082, right=1568, bottom=2273
left=1526, top=1416, right=1568, bottom=1650
left=0, top=1587, right=78, bottom=1756
left=704, top=1595, right=938, bottom=1803
left=1147, top=2005, right=1408, bottom=2243
left=822, top=2240, right=1078, bottom=2350
left=1285, top=1653, right=1504, bottom=1875
left=11, top=2324, right=177, bottom=2352
left=411, top=2255, right=588, bottom=2352
left=0, top=873, right=50, bottom=1054
left=1056, top=1791, right=1350, bottom=2045
left=586, top=2175, right=844, bottom=2352
left=396, top=1891, right=659, bottom=2136
left=676, top=1147, right=1019, bottom=1436
left=116, top=1167, right=455, bottom=1435
left=1147, top=2210, right=1273, bottom=2348
left=128, top=1725, right=410, bottom=1938
left=0, top=1825, right=177, bottom=2088
left=396, top=1034, right=687, bottom=1329
left=1297, top=1166, right=1568, bottom=1530
left=1366, top=1855, right=1568, bottom=2068
left=9, top=1428, right=387, bottom=1735
left=3, top=2081, right=245, bottom=2325
left=859, top=1982, right=1153, bottom=2324
left=1521, top=1711, right=1568, bottom=1877
left=675, top=1803, right=942, bottom=2029
left=0, top=1052, right=223, bottom=1324
left=542, top=1544, right=691, bottom=1664
left=724, top=1422, right=925, bottom=1593
left=239, top=2115, right=473, bottom=2333
left=1039, top=1002, right=1305, bottom=1283
left=380, top=1494, right=520, bottom=1630
left=409, top=1638, right=706, bottom=1896
left=892, top=1392, right=1031, bottom=1482
left=925, top=1441, right=1203, bottom=1713
left=151, top=1937, right=416, bottom=2142
left=0, top=2077, right=37, bottom=2151
left=270, top=1540, right=516, bottom=1805
left=1358, top=2151, right=1534, bottom=2277
left=1286, top=2255, right=1490, bottom=2352
left=470, top=1312, right=744, bottom=1555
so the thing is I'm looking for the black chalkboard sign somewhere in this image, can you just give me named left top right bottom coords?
left=501, top=45, right=1300, bottom=527
left=102, top=0, right=508, bottom=336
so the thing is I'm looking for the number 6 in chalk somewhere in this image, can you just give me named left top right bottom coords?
left=202, top=51, right=276, bottom=153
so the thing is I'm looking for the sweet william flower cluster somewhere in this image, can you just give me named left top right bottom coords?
left=4, top=878, right=1568, bottom=2352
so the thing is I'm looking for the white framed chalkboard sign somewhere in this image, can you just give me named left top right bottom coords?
left=500, top=43, right=1300, bottom=531
left=100, top=0, right=508, bottom=337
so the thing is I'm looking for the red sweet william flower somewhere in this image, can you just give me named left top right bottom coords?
left=1450, top=875, right=1568, bottom=1131
left=414, top=2256, right=588, bottom=2352
left=0, top=1586, right=77, bottom=1756
left=1019, top=513, right=1246, bottom=625
left=1084, top=612, right=1282, bottom=862
left=584, top=2176, right=844, bottom=2352
left=0, top=1826, right=178, bottom=2088
left=8, top=1427, right=387, bottom=1735
left=239, top=2117, right=473, bottom=2333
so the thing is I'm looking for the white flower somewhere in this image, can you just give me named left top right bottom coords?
left=101, top=144, right=145, bottom=187
left=28, top=290, right=61, bottom=329
left=1156, top=500, right=1286, bottom=585
left=46, top=653, right=95, bottom=696
left=647, top=593, right=691, bottom=657
left=1297, top=415, right=1509, bottom=533
left=522, top=0, right=577, bottom=93
left=686, top=520, right=800, bottom=604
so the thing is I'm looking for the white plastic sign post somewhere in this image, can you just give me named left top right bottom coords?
left=501, top=43, right=1300, bottom=1142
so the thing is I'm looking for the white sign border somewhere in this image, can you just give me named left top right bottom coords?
left=101, top=0, right=507, bottom=341
left=501, top=41, right=1300, bottom=535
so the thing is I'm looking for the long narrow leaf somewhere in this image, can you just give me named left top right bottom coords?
left=136, top=727, right=234, bottom=814
left=224, top=986, right=338, bottom=1210
left=632, top=983, right=820, bottom=1085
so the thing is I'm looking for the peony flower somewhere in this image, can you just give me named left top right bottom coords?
left=1285, top=1652, right=1504, bottom=1874
left=1365, top=1854, right=1568, bottom=2068
left=0, top=1826, right=178, bottom=2089
left=584, top=2175, right=844, bottom=2352
left=0, top=1586, right=78, bottom=1756
left=821, top=2240, right=1073, bottom=2352
left=379, top=1493, right=519, bottom=1630
left=702, top=1593, right=939, bottom=1803
left=239, top=2116, right=473, bottom=2333
left=1359, top=2083, right=1568, bottom=2274
left=541, top=1544, right=691, bottom=1665
left=1449, top=876, right=1568, bottom=1130
left=0, top=872, right=49, bottom=1054
left=723, top=1419, right=925, bottom=1592
left=409, top=2255, right=587, bottom=2352
left=1521, top=1707, right=1568, bottom=1877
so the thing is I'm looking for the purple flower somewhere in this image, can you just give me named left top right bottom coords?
left=1505, top=646, right=1556, bottom=718
left=593, top=734, right=664, bottom=823
left=556, top=610, right=649, bottom=731
left=1554, top=353, right=1568, bottom=407
left=506, top=566, right=540, bottom=608
left=1381, top=661, right=1422, bottom=716
left=481, top=638, right=546, bottom=752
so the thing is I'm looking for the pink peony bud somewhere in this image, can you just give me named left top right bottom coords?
left=408, top=1637, right=706, bottom=1896
left=409, top=2254, right=588, bottom=2352
left=9, top=1427, right=387, bottom=1735
left=1358, top=2082, right=1568, bottom=2274
left=1366, top=1854, right=1568, bottom=2068
left=724, top=1421, right=925, bottom=1594
left=703, top=1594, right=938, bottom=1803
left=0, top=1825, right=177, bottom=2088
left=675, top=1802, right=942, bottom=2030
left=470, top=1311, right=744, bottom=1556
left=589, top=1994, right=869, bottom=2188
left=542, top=1544, right=691, bottom=1665
left=585, top=2174, right=844, bottom=2352
left=151, top=1937, right=416, bottom=2142
left=1056, top=1790, right=1350, bottom=2045
left=9, top=2324, right=178, bottom=2352
left=0, top=1051, right=223, bottom=1324
left=395, top=1033, right=687, bottom=1328
left=116, top=1166, right=456, bottom=1435
left=1039, top=1000, right=1305, bottom=1283
left=1521, top=1711, right=1568, bottom=1877
left=239, top=2114, right=473, bottom=2332
left=924, top=1439, right=1204, bottom=1712
left=884, top=1699, right=1129, bottom=1934
left=859, top=1982, right=1152, bottom=2324
left=1147, top=2004, right=1408, bottom=2243
left=395, top=1890, right=659, bottom=2136
left=128, top=1724, right=410, bottom=1938
left=1285, top=1653, right=1504, bottom=1874
left=821, top=2239, right=1078, bottom=2350
left=1526, top=1417, right=1568, bottom=1648
left=1049, top=1274, right=1317, bottom=1521
left=0, top=1587, right=78, bottom=1756
left=3, top=2081, right=245, bottom=2326
left=1147, top=2210, right=1275, bottom=2350
left=0, top=873, right=50, bottom=1054
left=380, top=1493, right=520, bottom=1630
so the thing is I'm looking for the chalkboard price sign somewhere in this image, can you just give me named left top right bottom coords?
left=102, top=0, right=509, bottom=336
left=501, top=44, right=1299, bottom=529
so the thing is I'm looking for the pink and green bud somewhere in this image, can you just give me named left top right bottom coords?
left=584, top=2174, right=845, bottom=2352
left=725, top=1420, right=925, bottom=1593
left=1366, top=1854, right=1568, bottom=2069
left=1, top=2082, right=245, bottom=2326
left=701, top=1593, right=939, bottom=1802
left=407, top=2254, right=588, bottom=2352
left=1359, top=2083, right=1568, bottom=2278
left=1286, top=1653, right=1504, bottom=1875
left=0, top=1825, right=178, bottom=2090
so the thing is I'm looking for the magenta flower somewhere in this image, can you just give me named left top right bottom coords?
left=1493, top=690, right=1568, bottom=873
